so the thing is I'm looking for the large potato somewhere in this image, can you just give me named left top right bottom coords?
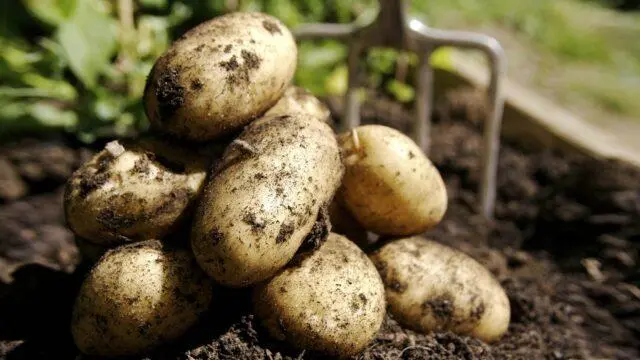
left=71, top=240, right=213, bottom=357
left=264, top=86, right=331, bottom=122
left=144, top=12, right=297, bottom=141
left=253, top=233, right=386, bottom=358
left=338, top=125, right=447, bottom=236
left=64, top=136, right=210, bottom=245
left=191, top=114, right=344, bottom=287
left=369, top=237, right=510, bottom=343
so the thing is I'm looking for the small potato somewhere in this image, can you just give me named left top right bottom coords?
left=191, top=114, right=344, bottom=287
left=71, top=240, right=213, bottom=357
left=338, top=125, right=447, bottom=236
left=264, top=86, right=331, bottom=122
left=253, top=233, right=386, bottom=358
left=144, top=12, right=297, bottom=141
left=64, top=136, right=210, bottom=245
left=369, top=237, right=510, bottom=343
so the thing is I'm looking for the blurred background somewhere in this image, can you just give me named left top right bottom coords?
left=1, top=0, right=639, bottom=143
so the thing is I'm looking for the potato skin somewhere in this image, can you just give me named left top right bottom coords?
left=144, top=12, right=297, bottom=141
left=369, top=237, right=510, bottom=343
left=338, top=125, right=447, bottom=236
left=64, top=136, right=209, bottom=245
left=253, top=233, right=386, bottom=358
left=191, top=114, right=344, bottom=287
left=71, top=240, right=213, bottom=357
left=264, top=86, right=330, bottom=122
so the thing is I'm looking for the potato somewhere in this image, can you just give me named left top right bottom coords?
left=191, top=114, right=344, bottom=287
left=369, top=237, right=510, bottom=342
left=253, top=233, right=386, bottom=357
left=64, top=136, right=209, bottom=245
left=264, top=86, right=331, bottom=122
left=338, top=125, right=447, bottom=236
left=144, top=12, right=297, bottom=141
left=71, top=240, right=213, bottom=357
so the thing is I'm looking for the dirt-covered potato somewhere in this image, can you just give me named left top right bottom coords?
left=191, top=114, right=344, bottom=287
left=253, top=233, right=386, bottom=357
left=264, top=86, right=330, bottom=122
left=71, top=240, right=213, bottom=357
left=370, top=237, right=510, bottom=343
left=64, top=136, right=209, bottom=245
left=338, top=125, right=447, bottom=236
left=144, top=12, right=297, bottom=141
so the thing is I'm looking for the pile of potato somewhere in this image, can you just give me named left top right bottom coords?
left=64, top=11, right=510, bottom=358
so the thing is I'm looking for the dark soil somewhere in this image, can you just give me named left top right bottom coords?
left=1, top=90, right=639, bottom=359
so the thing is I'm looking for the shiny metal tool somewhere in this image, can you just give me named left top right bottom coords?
left=293, top=0, right=507, bottom=219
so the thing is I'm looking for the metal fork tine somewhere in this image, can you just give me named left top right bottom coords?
left=414, top=46, right=435, bottom=154
left=344, top=42, right=363, bottom=132
left=292, top=0, right=506, bottom=219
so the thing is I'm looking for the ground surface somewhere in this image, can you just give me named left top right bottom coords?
left=0, top=95, right=639, bottom=359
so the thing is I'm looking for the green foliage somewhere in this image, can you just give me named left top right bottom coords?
left=3, top=0, right=637, bottom=142
left=0, top=0, right=385, bottom=142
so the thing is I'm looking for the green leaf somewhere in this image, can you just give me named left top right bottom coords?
left=29, top=101, right=78, bottom=128
left=55, top=0, right=117, bottom=88
left=367, top=48, right=398, bottom=75
left=21, top=73, right=77, bottom=101
left=386, top=79, right=415, bottom=103
left=298, top=40, right=347, bottom=69
left=325, top=64, right=348, bottom=96
left=139, top=0, right=168, bottom=10
left=23, top=0, right=77, bottom=26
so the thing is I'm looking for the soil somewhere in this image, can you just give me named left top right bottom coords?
left=1, top=91, right=639, bottom=359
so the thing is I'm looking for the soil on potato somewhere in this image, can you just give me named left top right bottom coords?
left=1, top=91, right=639, bottom=360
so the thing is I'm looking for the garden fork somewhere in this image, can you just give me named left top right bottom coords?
left=293, top=0, right=507, bottom=219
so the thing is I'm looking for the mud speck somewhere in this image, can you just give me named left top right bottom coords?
left=219, top=56, right=239, bottom=72
left=242, top=212, right=265, bottom=232
left=299, top=206, right=330, bottom=253
left=422, top=296, right=455, bottom=322
left=241, top=50, right=261, bottom=70
left=223, top=44, right=233, bottom=53
left=155, top=68, right=184, bottom=120
left=219, top=51, right=262, bottom=87
left=275, top=222, right=295, bottom=244
left=190, top=79, right=204, bottom=91
left=208, top=228, right=224, bottom=247
left=96, top=208, right=136, bottom=231
left=262, top=20, right=282, bottom=35
left=78, top=171, right=109, bottom=198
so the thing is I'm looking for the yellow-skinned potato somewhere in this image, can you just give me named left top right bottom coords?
left=191, top=114, right=344, bottom=287
left=64, top=136, right=209, bottom=246
left=338, top=125, right=447, bottom=236
left=253, top=233, right=386, bottom=358
left=264, top=86, right=331, bottom=122
left=144, top=12, right=297, bottom=141
left=71, top=240, right=213, bottom=357
left=369, top=237, right=510, bottom=343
